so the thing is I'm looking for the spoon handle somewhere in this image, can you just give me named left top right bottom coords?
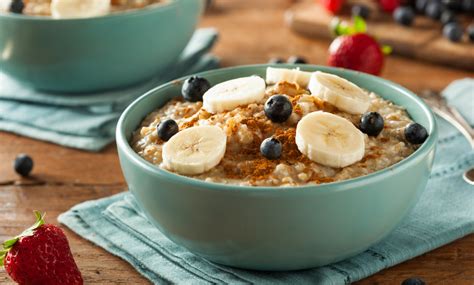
left=432, top=107, right=474, bottom=150
left=448, top=106, right=474, bottom=137
left=419, top=90, right=474, bottom=150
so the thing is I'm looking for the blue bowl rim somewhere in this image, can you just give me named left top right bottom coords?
left=116, top=64, right=438, bottom=194
left=0, top=0, right=179, bottom=22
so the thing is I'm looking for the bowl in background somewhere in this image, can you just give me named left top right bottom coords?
left=0, top=0, right=203, bottom=93
left=116, top=64, right=438, bottom=271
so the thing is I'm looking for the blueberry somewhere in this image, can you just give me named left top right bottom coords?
left=268, top=57, right=285, bottom=64
left=467, top=24, right=474, bottom=42
left=425, top=1, right=444, bottom=19
left=359, top=112, right=384, bottom=137
left=443, top=22, right=463, bottom=42
left=264, top=95, right=293, bottom=123
left=442, top=0, right=463, bottom=10
left=181, top=76, right=211, bottom=102
left=287, top=56, right=307, bottom=64
left=462, top=0, right=474, bottom=12
left=157, top=119, right=179, bottom=141
left=394, top=7, right=415, bottom=26
left=405, top=122, right=429, bottom=144
left=260, top=137, right=282, bottom=160
left=9, top=0, right=24, bottom=14
left=415, top=0, right=429, bottom=12
left=352, top=4, right=371, bottom=19
left=14, top=154, right=33, bottom=177
left=401, top=277, right=426, bottom=285
left=440, top=10, right=457, bottom=25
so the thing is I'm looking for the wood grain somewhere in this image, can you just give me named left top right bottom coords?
left=286, top=2, right=474, bottom=70
left=1, top=0, right=474, bottom=284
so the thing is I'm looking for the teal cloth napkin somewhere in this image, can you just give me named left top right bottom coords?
left=441, top=78, right=474, bottom=126
left=58, top=80, right=474, bottom=284
left=0, top=28, right=219, bottom=151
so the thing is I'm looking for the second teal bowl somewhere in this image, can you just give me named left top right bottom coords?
left=0, top=0, right=203, bottom=93
left=116, top=64, right=438, bottom=271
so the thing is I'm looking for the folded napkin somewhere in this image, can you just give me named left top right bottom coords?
left=0, top=28, right=219, bottom=151
left=59, top=80, right=474, bottom=284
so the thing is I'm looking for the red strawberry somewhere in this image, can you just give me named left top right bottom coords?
left=1, top=211, right=83, bottom=285
left=319, top=0, right=345, bottom=14
left=328, top=33, right=384, bottom=75
left=328, top=17, right=389, bottom=75
left=379, top=0, right=400, bottom=13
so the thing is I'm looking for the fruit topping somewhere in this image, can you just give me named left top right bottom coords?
left=157, top=119, right=179, bottom=141
left=264, top=95, right=293, bottom=123
left=260, top=137, right=283, bottom=160
left=182, top=76, right=211, bottom=102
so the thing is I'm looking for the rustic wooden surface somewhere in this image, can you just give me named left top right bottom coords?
left=1, top=0, right=474, bottom=284
left=286, top=2, right=474, bottom=70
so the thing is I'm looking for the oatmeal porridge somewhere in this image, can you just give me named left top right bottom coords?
left=131, top=68, right=429, bottom=187
left=0, top=0, right=166, bottom=18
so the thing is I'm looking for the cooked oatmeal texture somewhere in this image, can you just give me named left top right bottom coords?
left=131, top=81, right=417, bottom=187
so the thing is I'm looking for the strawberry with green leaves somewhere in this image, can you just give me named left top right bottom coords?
left=319, top=0, right=345, bottom=14
left=1, top=211, right=83, bottom=285
left=328, top=17, right=392, bottom=76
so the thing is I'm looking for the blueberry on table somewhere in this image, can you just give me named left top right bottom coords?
left=287, top=56, right=307, bottom=64
left=443, top=22, right=464, bottom=42
left=425, top=1, right=444, bottom=19
left=264, top=95, right=293, bottom=123
left=359, top=112, right=384, bottom=137
left=9, top=0, right=24, bottom=14
left=352, top=4, right=371, bottom=19
left=440, top=10, right=457, bottom=26
left=157, top=119, right=179, bottom=141
left=405, top=122, right=429, bottom=144
left=268, top=58, right=285, bottom=64
left=394, top=7, right=415, bottom=26
left=181, top=76, right=211, bottom=102
left=442, top=0, right=463, bottom=10
left=401, top=277, right=426, bottom=285
left=14, top=154, right=33, bottom=177
left=468, top=24, right=474, bottom=42
left=415, top=0, right=429, bottom=12
left=260, top=137, right=282, bottom=160
left=462, top=0, right=474, bottom=12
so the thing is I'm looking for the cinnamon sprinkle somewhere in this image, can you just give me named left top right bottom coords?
left=134, top=81, right=415, bottom=186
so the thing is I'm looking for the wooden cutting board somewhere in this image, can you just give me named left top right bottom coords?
left=285, top=1, right=474, bottom=70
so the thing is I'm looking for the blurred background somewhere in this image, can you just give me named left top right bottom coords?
left=202, top=0, right=473, bottom=92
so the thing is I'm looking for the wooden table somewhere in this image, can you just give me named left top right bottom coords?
left=1, top=1, right=473, bottom=284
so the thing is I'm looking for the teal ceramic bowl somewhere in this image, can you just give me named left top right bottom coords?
left=116, top=64, right=438, bottom=271
left=0, top=0, right=203, bottom=93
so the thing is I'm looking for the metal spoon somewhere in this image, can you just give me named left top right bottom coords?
left=463, top=168, right=474, bottom=185
left=420, top=90, right=474, bottom=185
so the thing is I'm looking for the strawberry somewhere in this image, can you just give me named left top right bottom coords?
left=379, top=0, right=400, bottom=13
left=319, top=0, right=345, bottom=14
left=328, top=17, right=391, bottom=75
left=1, top=211, right=83, bottom=285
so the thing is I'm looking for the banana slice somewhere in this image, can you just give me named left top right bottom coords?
left=266, top=67, right=313, bottom=88
left=51, top=0, right=110, bottom=19
left=203, top=76, right=265, bottom=113
left=162, top=126, right=227, bottom=175
left=0, top=0, right=10, bottom=12
left=296, top=111, right=365, bottom=168
left=308, top=71, right=370, bottom=115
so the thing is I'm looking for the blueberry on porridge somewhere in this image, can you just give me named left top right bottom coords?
left=131, top=67, right=429, bottom=187
left=0, top=0, right=166, bottom=18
